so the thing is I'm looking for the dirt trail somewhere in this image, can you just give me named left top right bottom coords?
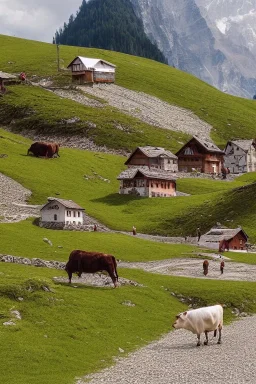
left=53, top=83, right=212, bottom=139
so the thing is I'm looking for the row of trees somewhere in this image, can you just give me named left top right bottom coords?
left=54, top=0, right=167, bottom=64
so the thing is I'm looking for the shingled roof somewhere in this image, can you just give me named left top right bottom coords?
left=176, top=136, right=224, bottom=155
left=67, top=57, right=116, bottom=71
left=199, top=227, right=248, bottom=243
left=41, top=197, right=85, bottom=211
left=227, top=140, right=254, bottom=153
left=117, top=167, right=176, bottom=181
left=125, top=146, right=177, bottom=165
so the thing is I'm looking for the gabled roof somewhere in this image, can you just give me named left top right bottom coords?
left=226, top=139, right=254, bottom=153
left=67, top=56, right=116, bottom=70
left=199, top=227, right=248, bottom=243
left=0, top=71, right=16, bottom=79
left=117, top=167, right=176, bottom=181
left=41, top=197, right=84, bottom=211
left=176, top=136, right=224, bottom=155
left=125, top=146, right=177, bottom=165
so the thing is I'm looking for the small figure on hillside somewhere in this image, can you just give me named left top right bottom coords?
left=203, top=260, right=209, bottom=276
left=220, top=260, right=225, bottom=274
left=132, top=226, right=137, bottom=236
left=93, top=224, right=97, bottom=232
left=197, top=227, right=201, bottom=242
left=19, top=72, right=26, bottom=82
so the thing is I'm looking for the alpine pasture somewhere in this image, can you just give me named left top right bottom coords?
left=0, top=34, right=256, bottom=384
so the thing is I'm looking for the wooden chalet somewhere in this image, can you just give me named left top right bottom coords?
left=125, top=146, right=178, bottom=172
left=199, top=225, right=248, bottom=251
left=67, top=56, right=116, bottom=84
left=175, top=136, right=224, bottom=174
left=117, top=168, right=176, bottom=197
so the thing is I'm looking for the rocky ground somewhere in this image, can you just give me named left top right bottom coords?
left=54, top=84, right=212, bottom=140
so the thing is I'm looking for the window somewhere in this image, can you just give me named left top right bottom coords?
left=73, top=211, right=76, bottom=217
left=184, top=147, right=194, bottom=155
left=67, top=211, right=71, bottom=217
left=78, top=212, right=80, bottom=217
left=54, top=214, right=57, bottom=221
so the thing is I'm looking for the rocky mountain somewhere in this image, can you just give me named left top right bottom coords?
left=130, top=0, right=256, bottom=98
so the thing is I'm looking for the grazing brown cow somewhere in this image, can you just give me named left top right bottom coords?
left=65, top=250, right=118, bottom=287
left=203, top=260, right=209, bottom=276
left=27, top=142, right=60, bottom=158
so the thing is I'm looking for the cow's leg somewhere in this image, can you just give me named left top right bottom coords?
left=204, top=331, right=209, bottom=345
left=106, top=266, right=118, bottom=288
left=214, top=329, right=217, bottom=337
left=67, top=271, right=72, bottom=284
left=217, top=327, right=222, bottom=344
left=197, top=334, right=201, bottom=346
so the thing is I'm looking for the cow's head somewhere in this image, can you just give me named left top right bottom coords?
left=172, top=311, right=188, bottom=329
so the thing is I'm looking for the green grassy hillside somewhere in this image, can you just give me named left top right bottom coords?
left=1, top=34, right=256, bottom=150
left=1, top=263, right=255, bottom=384
left=1, top=129, right=256, bottom=241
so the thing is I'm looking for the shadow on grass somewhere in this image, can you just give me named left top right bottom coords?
left=54, top=281, right=115, bottom=291
left=91, top=193, right=143, bottom=206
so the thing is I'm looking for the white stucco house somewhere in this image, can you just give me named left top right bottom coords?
left=40, top=197, right=85, bottom=226
left=224, top=139, right=256, bottom=173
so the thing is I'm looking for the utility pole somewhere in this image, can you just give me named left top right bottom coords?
left=57, top=44, right=60, bottom=72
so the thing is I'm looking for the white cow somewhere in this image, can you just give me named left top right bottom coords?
left=172, top=304, right=223, bottom=346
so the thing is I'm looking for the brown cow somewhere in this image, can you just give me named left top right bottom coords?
left=203, top=260, right=209, bottom=276
left=65, top=250, right=118, bottom=287
left=27, top=142, right=60, bottom=158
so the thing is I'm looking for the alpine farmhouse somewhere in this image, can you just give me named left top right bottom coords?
left=40, top=197, right=85, bottom=227
left=224, top=139, right=256, bottom=173
left=117, top=146, right=177, bottom=197
left=67, top=56, right=116, bottom=84
left=175, top=136, right=224, bottom=174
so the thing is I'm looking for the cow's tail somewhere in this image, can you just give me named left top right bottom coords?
left=112, top=256, right=118, bottom=281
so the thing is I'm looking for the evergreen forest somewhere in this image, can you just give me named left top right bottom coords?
left=54, top=0, right=167, bottom=64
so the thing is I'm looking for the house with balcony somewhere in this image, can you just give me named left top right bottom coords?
left=117, top=168, right=176, bottom=197
left=125, top=146, right=178, bottom=172
left=67, top=56, right=116, bottom=84
left=175, top=136, right=224, bottom=174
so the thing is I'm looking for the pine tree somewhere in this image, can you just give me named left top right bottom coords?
left=54, top=0, right=167, bottom=64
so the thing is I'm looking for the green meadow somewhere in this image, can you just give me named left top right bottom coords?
left=1, top=34, right=256, bottom=384
left=1, top=263, right=255, bottom=384
left=1, top=34, right=256, bottom=150
left=1, top=128, right=256, bottom=240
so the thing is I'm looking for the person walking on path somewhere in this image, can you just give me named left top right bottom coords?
left=197, top=227, right=201, bottom=242
left=132, top=226, right=137, bottom=236
left=220, top=260, right=225, bottom=274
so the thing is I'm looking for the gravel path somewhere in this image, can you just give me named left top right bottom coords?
left=54, top=84, right=212, bottom=139
left=79, top=315, right=256, bottom=384
left=119, top=257, right=256, bottom=282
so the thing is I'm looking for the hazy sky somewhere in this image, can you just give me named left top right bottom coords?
left=0, top=0, right=83, bottom=43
